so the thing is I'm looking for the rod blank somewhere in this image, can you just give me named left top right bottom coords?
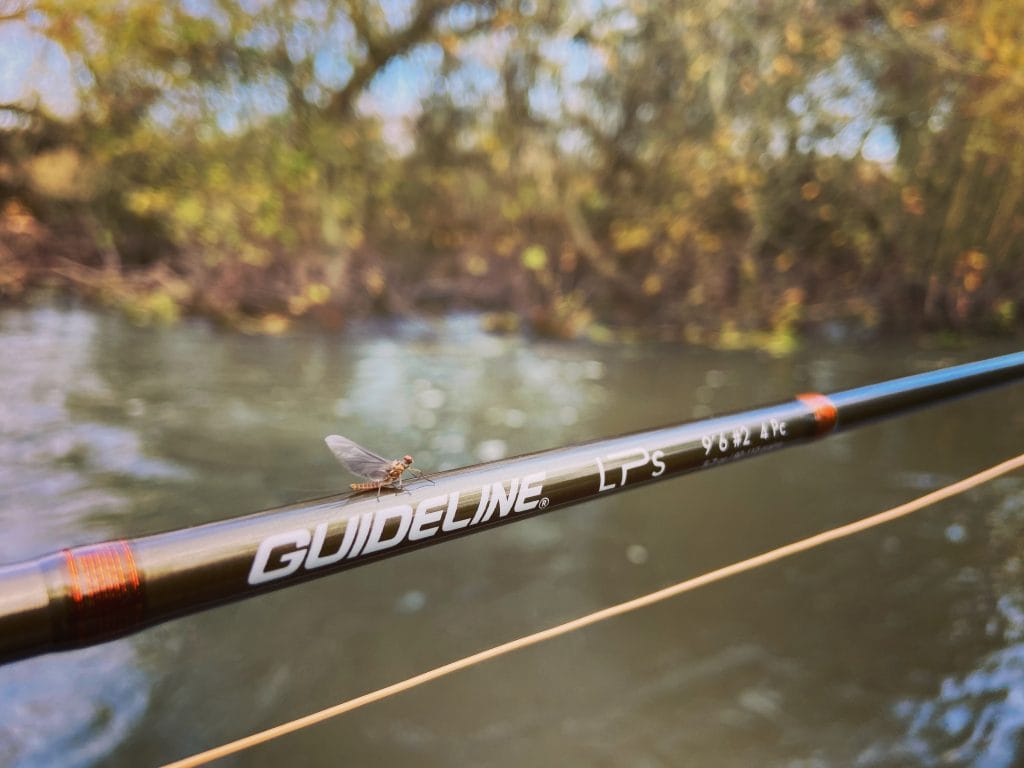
left=1, top=351, right=1022, bottom=665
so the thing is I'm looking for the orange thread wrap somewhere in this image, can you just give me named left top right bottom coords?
left=796, top=392, right=838, bottom=435
left=62, top=541, right=144, bottom=641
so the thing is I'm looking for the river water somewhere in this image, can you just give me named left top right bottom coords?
left=0, top=305, right=1022, bottom=767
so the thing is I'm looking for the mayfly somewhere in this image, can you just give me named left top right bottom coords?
left=324, top=434, right=431, bottom=498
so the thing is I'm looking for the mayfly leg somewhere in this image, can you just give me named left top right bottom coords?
left=407, top=467, right=435, bottom=485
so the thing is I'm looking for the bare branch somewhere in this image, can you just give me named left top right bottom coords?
left=326, top=0, right=461, bottom=118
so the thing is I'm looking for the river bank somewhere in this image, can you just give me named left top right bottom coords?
left=3, top=205, right=1020, bottom=352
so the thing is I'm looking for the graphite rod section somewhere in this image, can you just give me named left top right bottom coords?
left=1, top=351, right=1022, bottom=664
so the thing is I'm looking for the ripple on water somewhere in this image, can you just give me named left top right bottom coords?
left=0, top=645, right=149, bottom=768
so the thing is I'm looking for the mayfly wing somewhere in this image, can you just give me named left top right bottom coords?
left=324, top=435, right=391, bottom=481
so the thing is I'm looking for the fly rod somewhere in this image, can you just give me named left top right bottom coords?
left=1, top=352, right=1022, bottom=665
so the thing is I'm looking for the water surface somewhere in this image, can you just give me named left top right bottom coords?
left=1, top=306, right=1022, bottom=767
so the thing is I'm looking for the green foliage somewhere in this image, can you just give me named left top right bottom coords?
left=1, top=0, right=1022, bottom=342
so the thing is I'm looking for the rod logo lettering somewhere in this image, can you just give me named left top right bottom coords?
left=248, top=472, right=547, bottom=585
left=595, top=446, right=666, bottom=492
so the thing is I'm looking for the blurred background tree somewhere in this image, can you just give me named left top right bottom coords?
left=1, top=0, right=1021, bottom=342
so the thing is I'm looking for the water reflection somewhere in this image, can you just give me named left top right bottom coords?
left=0, top=308, right=160, bottom=768
left=0, top=647, right=148, bottom=768
left=0, top=306, right=1022, bottom=766
left=858, top=488, right=1024, bottom=768
left=859, top=643, right=1024, bottom=767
